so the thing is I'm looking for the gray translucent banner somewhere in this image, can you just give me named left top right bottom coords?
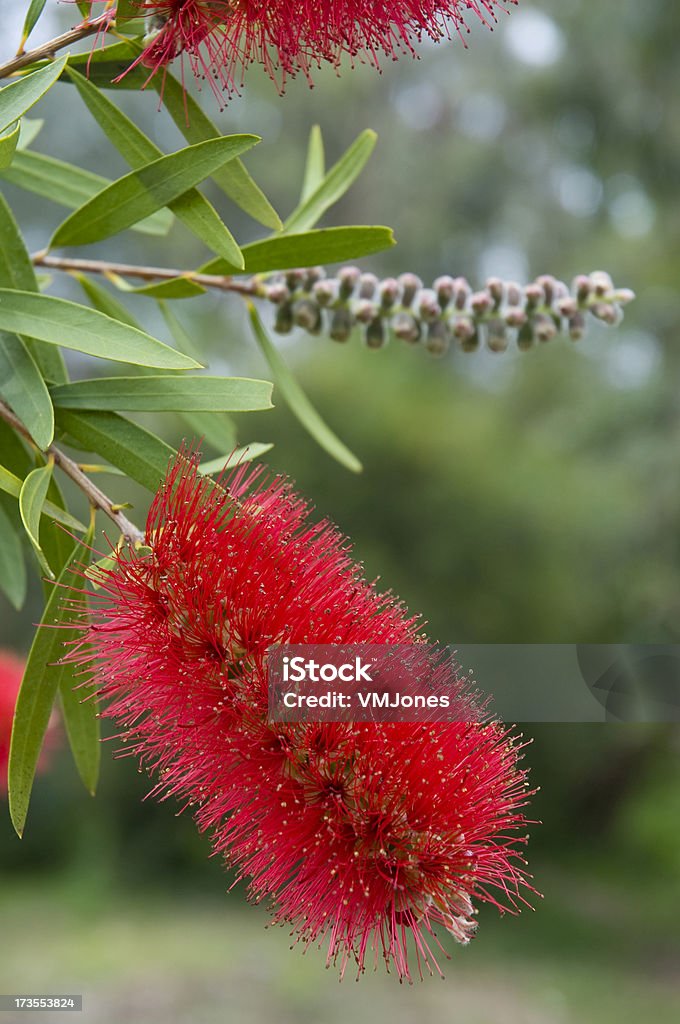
left=453, top=644, right=680, bottom=722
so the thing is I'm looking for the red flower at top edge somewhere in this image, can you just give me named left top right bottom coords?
left=84, top=2, right=517, bottom=99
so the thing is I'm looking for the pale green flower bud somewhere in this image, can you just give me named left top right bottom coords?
left=274, top=303, right=294, bottom=334
left=425, top=320, right=451, bottom=356
left=292, top=298, right=322, bottom=333
left=365, top=317, right=387, bottom=349
left=359, top=273, right=379, bottom=299
left=398, top=272, right=422, bottom=307
left=329, top=307, right=355, bottom=342
left=392, top=312, right=421, bottom=343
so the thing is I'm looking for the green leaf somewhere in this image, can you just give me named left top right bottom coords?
left=16, top=116, right=43, bottom=149
left=20, top=0, right=49, bottom=48
left=300, top=125, right=326, bottom=204
left=50, top=375, right=274, bottom=412
left=201, top=226, right=396, bottom=278
left=0, top=193, right=36, bottom=291
left=177, top=410, right=238, bottom=452
left=0, top=331, right=54, bottom=448
left=248, top=305, right=362, bottom=473
left=66, top=68, right=247, bottom=264
left=0, top=419, right=32, bottom=476
left=199, top=444, right=273, bottom=474
left=51, top=136, right=257, bottom=261
left=55, top=410, right=175, bottom=491
left=0, top=501, right=27, bottom=610
left=0, top=120, right=20, bottom=170
left=65, top=41, right=149, bottom=89
left=19, top=460, right=54, bottom=578
left=116, top=0, right=140, bottom=28
left=284, top=130, right=377, bottom=234
left=0, top=150, right=173, bottom=236
left=58, top=669, right=101, bottom=796
left=122, top=277, right=206, bottom=300
left=8, top=531, right=93, bottom=835
left=155, top=72, right=282, bottom=231
left=0, top=463, right=85, bottom=532
left=41, top=474, right=80, bottom=582
left=57, top=514, right=100, bottom=795
left=85, top=550, right=120, bottom=590
left=157, top=303, right=242, bottom=449
left=0, top=290, right=201, bottom=369
left=0, top=57, right=67, bottom=134
left=157, top=299, right=201, bottom=361
left=76, top=273, right=141, bottom=328
left=0, top=193, right=67, bottom=384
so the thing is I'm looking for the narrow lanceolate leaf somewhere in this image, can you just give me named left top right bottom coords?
left=0, top=120, right=20, bottom=170
left=0, top=57, right=67, bottom=134
left=20, top=0, right=49, bottom=49
left=199, top=444, right=273, bottom=475
left=41, top=484, right=79, bottom=585
left=0, top=194, right=36, bottom=291
left=284, top=130, right=377, bottom=234
left=0, top=291, right=200, bottom=370
left=0, top=501, right=27, bottom=610
left=115, top=0, right=141, bottom=29
left=19, top=459, right=55, bottom=578
left=58, top=660, right=101, bottom=796
left=67, top=69, right=247, bottom=264
left=156, top=303, right=241, bottom=449
left=123, top=277, right=206, bottom=300
left=56, top=410, right=175, bottom=492
left=158, top=299, right=201, bottom=362
left=178, top=410, right=238, bottom=453
left=201, top=226, right=396, bottom=279
left=0, top=331, right=54, bottom=448
left=76, top=274, right=141, bottom=328
left=58, top=515, right=100, bottom=795
left=65, top=41, right=149, bottom=90
left=50, top=375, right=274, bottom=412
left=248, top=305, right=362, bottom=474
left=300, top=125, right=326, bottom=205
left=155, top=72, right=282, bottom=231
left=0, top=193, right=66, bottom=384
left=0, top=151, right=173, bottom=236
left=0, top=465, right=85, bottom=532
left=16, top=117, right=43, bottom=150
left=8, top=531, right=94, bottom=835
left=50, top=136, right=258, bottom=260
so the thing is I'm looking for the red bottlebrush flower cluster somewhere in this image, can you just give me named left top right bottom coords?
left=86, top=2, right=517, bottom=98
left=72, top=456, right=534, bottom=980
left=0, top=649, right=60, bottom=795
left=0, top=650, right=25, bottom=794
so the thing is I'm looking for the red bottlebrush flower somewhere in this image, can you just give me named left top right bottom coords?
left=72, top=455, right=534, bottom=980
left=0, top=649, right=60, bottom=795
left=0, top=650, right=25, bottom=793
left=90, top=1, right=518, bottom=99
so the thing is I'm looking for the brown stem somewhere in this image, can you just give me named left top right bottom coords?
left=0, top=14, right=109, bottom=80
left=32, top=252, right=264, bottom=297
left=0, top=398, right=144, bottom=546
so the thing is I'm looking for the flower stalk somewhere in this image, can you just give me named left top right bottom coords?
left=32, top=252, right=636, bottom=356
left=0, top=398, right=144, bottom=545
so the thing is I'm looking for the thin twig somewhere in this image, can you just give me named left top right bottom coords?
left=32, top=252, right=263, bottom=297
left=0, top=14, right=108, bottom=80
left=0, top=398, right=144, bottom=546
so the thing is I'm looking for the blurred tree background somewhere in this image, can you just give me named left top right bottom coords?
left=1, top=1, right=679, bottom=1021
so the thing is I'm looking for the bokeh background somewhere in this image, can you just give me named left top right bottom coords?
left=1, top=1, right=679, bottom=1021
